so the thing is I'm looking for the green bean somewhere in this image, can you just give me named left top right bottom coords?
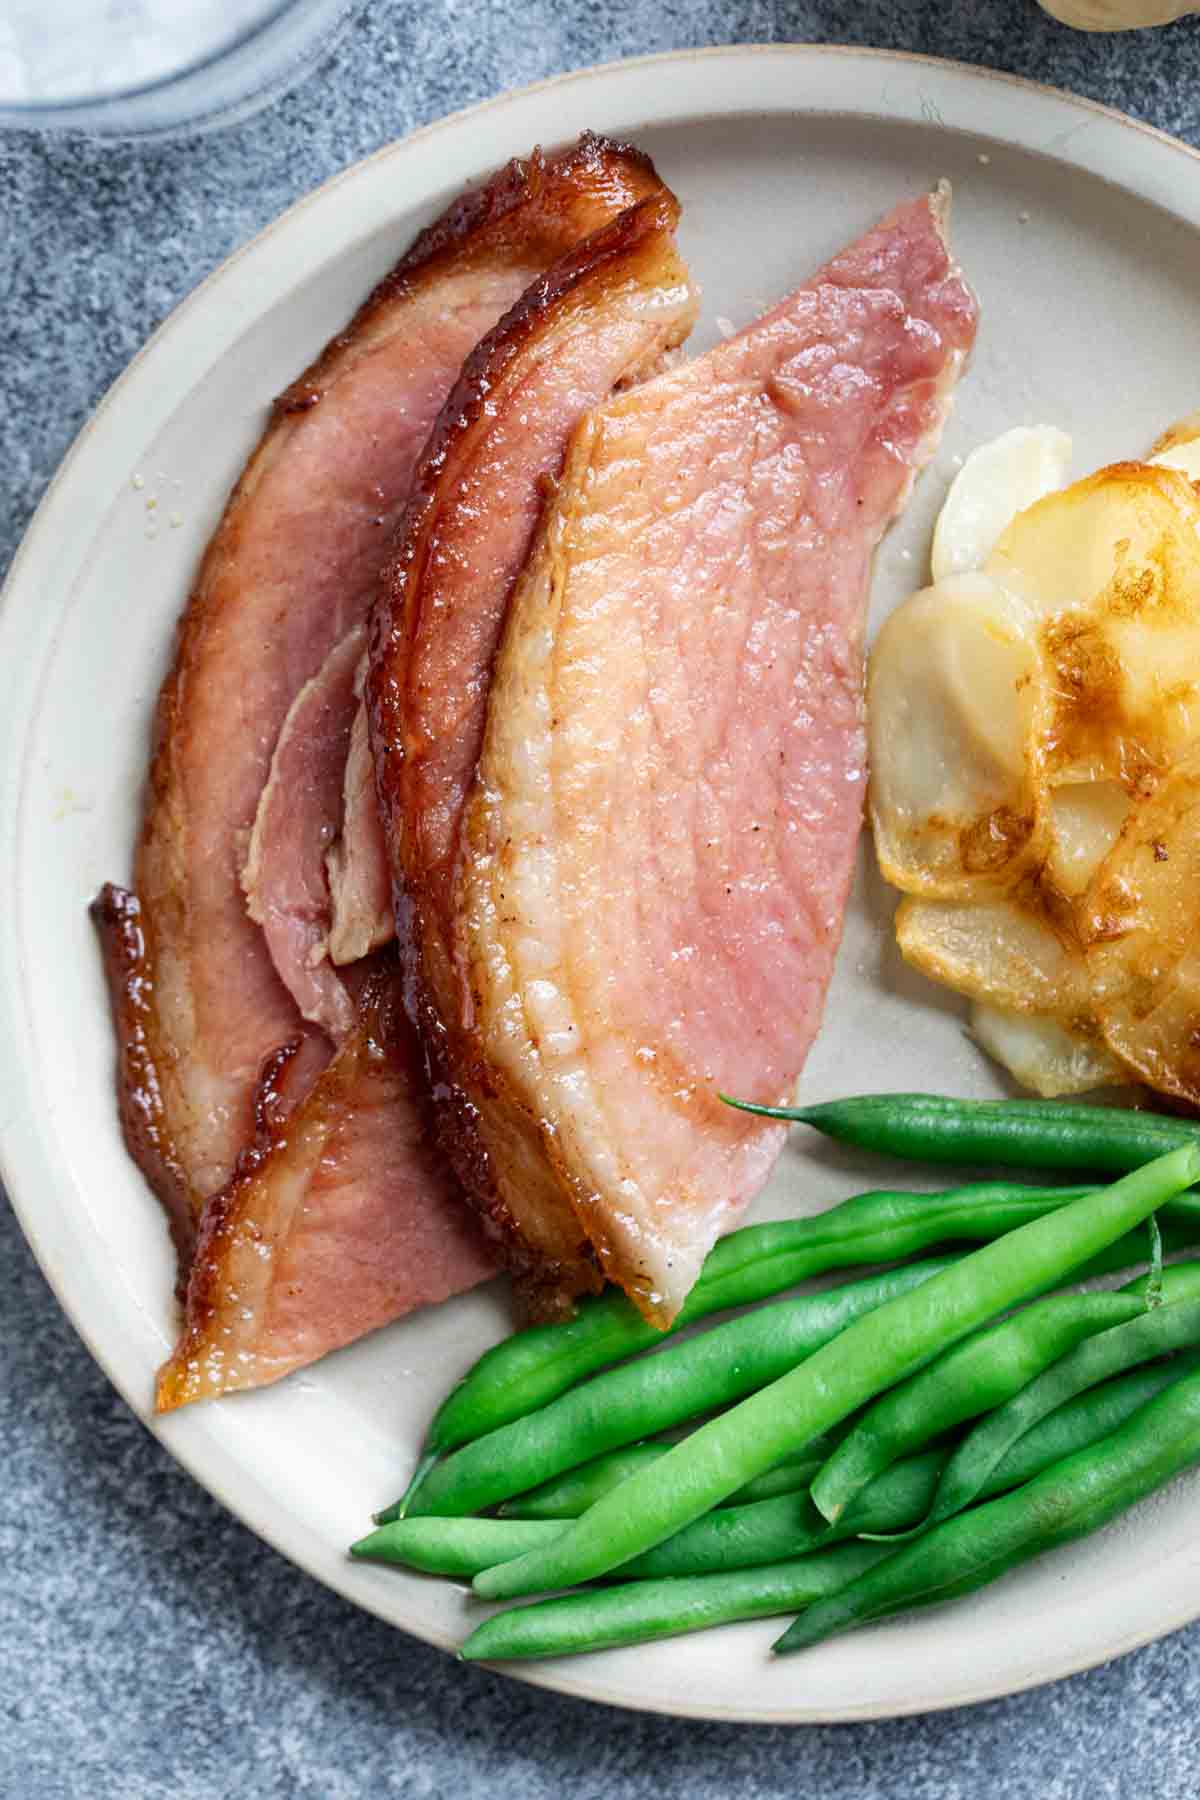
left=498, top=1444, right=676, bottom=1519
left=412, top=1176, right=1112, bottom=1470
left=459, top=1543, right=892, bottom=1662
left=1123, top=1257, right=1200, bottom=1306
left=1146, top=1212, right=1165, bottom=1307
left=500, top=1438, right=834, bottom=1520
left=928, top=1265, right=1200, bottom=1527
left=727, top=1091, right=1200, bottom=1177
left=352, top=1516, right=557, bottom=1579
left=1068, top=1217, right=1200, bottom=1285
left=354, top=1366, right=1199, bottom=1590
left=405, top=1258, right=959, bottom=1520
left=722, top=1452, right=828, bottom=1509
left=473, top=1147, right=1200, bottom=1601
left=809, top=1289, right=1144, bottom=1525
left=774, top=1361, right=1200, bottom=1655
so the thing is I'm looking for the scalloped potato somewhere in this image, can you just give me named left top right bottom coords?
left=868, top=575, right=1046, bottom=899
left=869, top=415, right=1200, bottom=1102
left=991, top=464, right=1200, bottom=790
left=969, top=1004, right=1122, bottom=1099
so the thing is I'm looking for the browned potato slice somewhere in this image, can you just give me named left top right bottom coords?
left=1083, top=747, right=1200, bottom=1105
left=988, top=464, right=1200, bottom=791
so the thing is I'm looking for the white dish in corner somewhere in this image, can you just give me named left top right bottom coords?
left=5, top=45, right=1200, bottom=1723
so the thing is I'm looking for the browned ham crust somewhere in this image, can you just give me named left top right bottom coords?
left=155, top=966, right=497, bottom=1409
left=93, top=884, right=192, bottom=1269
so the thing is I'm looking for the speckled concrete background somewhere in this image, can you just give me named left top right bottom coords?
left=5, top=5, right=1200, bottom=1795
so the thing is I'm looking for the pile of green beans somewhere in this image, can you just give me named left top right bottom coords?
left=401, top=1217, right=1182, bottom=1527
left=404, top=1259, right=958, bottom=1520
left=929, top=1281, right=1200, bottom=1527
left=808, top=1288, right=1145, bottom=1525
left=386, top=1165, right=1200, bottom=1522
left=775, top=1363, right=1200, bottom=1656
left=471, top=1150, right=1198, bottom=1602
left=353, top=1106, right=1200, bottom=1669
left=451, top=1357, right=1200, bottom=1661
left=406, top=1178, right=1107, bottom=1477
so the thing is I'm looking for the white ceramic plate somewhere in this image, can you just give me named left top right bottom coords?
left=6, top=46, right=1200, bottom=1724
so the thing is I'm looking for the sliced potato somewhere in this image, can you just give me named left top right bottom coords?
left=1151, top=440, right=1200, bottom=482
left=1044, top=779, right=1130, bottom=899
left=931, top=425, right=1071, bottom=583
left=896, top=894, right=1090, bottom=1017
left=1083, top=746, right=1200, bottom=1104
left=988, top=463, right=1200, bottom=789
left=873, top=424, right=1200, bottom=1108
left=1150, top=411, right=1200, bottom=462
left=868, top=573, right=1045, bottom=898
left=970, top=1002, right=1122, bottom=1098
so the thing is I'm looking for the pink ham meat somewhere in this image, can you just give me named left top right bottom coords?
left=156, top=972, right=495, bottom=1408
left=93, top=133, right=669, bottom=1264
left=242, top=623, right=366, bottom=1042
left=370, top=189, right=699, bottom=1314
left=326, top=681, right=394, bottom=967
left=244, top=629, right=394, bottom=1019
left=456, top=189, right=979, bottom=1325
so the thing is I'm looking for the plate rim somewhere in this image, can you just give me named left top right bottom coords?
left=5, top=42, right=1200, bottom=1725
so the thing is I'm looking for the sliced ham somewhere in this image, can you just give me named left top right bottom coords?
left=455, top=190, right=979, bottom=1325
left=155, top=970, right=497, bottom=1409
left=369, top=190, right=699, bottom=1313
left=326, top=682, right=394, bottom=967
left=242, top=623, right=366, bottom=1042
left=244, top=629, right=394, bottom=1019
left=94, top=133, right=668, bottom=1260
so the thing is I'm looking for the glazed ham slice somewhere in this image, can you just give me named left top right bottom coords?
left=93, top=133, right=667, bottom=1264
left=370, top=189, right=699, bottom=1312
left=155, top=972, right=495, bottom=1408
left=456, top=190, right=979, bottom=1325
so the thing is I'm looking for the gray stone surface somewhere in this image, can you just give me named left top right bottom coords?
left=5, top=3, right=1200, bottom=1793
